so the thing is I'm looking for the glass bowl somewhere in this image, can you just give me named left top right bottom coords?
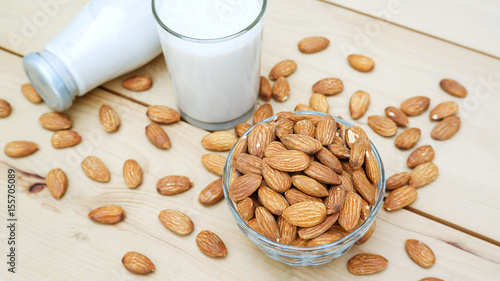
left=222, top=111, right=385, bottom=267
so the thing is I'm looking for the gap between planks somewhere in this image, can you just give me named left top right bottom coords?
left=319, top=0, right=500, bottom=61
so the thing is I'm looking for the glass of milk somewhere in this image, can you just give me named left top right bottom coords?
left=152, top=0, right=267, bottom=130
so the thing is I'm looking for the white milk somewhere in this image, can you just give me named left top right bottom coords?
left=153, top=0, right=266, bottom=130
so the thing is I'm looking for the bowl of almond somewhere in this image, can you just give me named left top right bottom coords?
left=222, top=111, right=385, bottom=266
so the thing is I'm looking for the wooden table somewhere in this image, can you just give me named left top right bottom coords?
left=1, top=0, right=499, bottom=280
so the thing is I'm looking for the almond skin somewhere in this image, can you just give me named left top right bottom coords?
left=386, top=172, right=411, bottom=190
left=99, top=105, right=120, bottom=132
left=237, top=197, right=257, bottom=221
left=324, top=185, right=346, bottom=214
left=312, top=78, right=344, bottom=96
left=258, top=185, right=289, bottom=215
left=431, top=116, right=460, bottom=140
left=202, top=131, right=238, bottom=152
left=407, top=145, right=435, bottom=168
left=291, top=175, right=329, bottom=197
left=229, top=173, right=262, bottom=202
left=328, top=144, right=350, bottom=159
left=405, top=239, right=436, bottom=268
left=304, top=161, right=341, bottom=185
left=352, top=169, right=376, bottom=205
left=315, top=114, right=337, bottom=146
left=196, top=230, right=227, bottom=258
left=349, top=90, right=370, bottom=119
left=401, top=96, right=431, bottom=116
left=295, top=103, right=315, bottom=112
left=88, top=206, right=124, bottom=224
left=384, top=185, right=417, bottom=211
left=248, top=218, right=265, bottom=236
left=282, top=201, right=327, bottom=228
left=275, top=117, right=294, bottom=139
left=21, top=83, right=43, bottom=103
left=146, top=123, right=170, bottom=149
left=45, top=168, right=67, bottom=199
left=298, top=36, right=330, bottom=53
left=235, top=123, right=252, bottom=137
left=261, top=161, right=292, bottom=193
left=156, top=175, right=193, bottom=195
left=410, top=162, right=439, bottom=188
left=280, top=134, right=323, bottom=155
left=248, top=122, right=275, bottom=158
left=272, top=76, right=290, bottom=102
left=420, top=278, right=444, bottom=281
left=339, top=171, right=355, bottom=192
left=122, top=75, right=152, bottom=91
left=81, top=156, right=110, bottom=182
left=347, top=55, right=375, bottom=72
left=394, top=128, right=421, bottom=150
left=284, top=188, right=323, bottom=205
left=309, top=93, right=329, bottom=113
left=39, top=112, right=72, bottom=130
left=349, top=137, right=366, bottom=170
left=4, top=141, right=38, bottom=157
left=255, top=206, right=280, bottom=241
left=51, top=130, right=82, bottom=148
left=269, top=59, right=297, bottom=80
left=158, top=209, right=194, bottom=235
left=357, top=221, right=376, bottom=244
left=345, top=126, right=369, bottom=150
left=264, top=150, right=311, bottom=172
left=364, top=150, right=380, bottom=184
left=440, top=78, right=467, bottom=97
left=367, top=115, right=397, bottom=137
left=429, top=101, right=459, bottom=120
left=198, top=178, right=224, bottom=206
left=298, top=213, right=339, bottom=239
left=278, top=217, right=297, bottom=245
left=338, top=191, right=362, bottom=232
left=259, top=76, right=272, bottom=101
left=294, top=119, right=315, bottom=138
left=306, top=229, right=344, bottom=247
left=316, top=147, right=343, bottom=174
left=253, top=103, right=273, bottom=124
left=123, top=159, right=143, bottom=188
left=201, top=154, right=226, bottom=176
left=264, top=141, right=287, bottom=158
left=122, top=252, right=155, bottom=275
left=0, top=99, right=11, bottom=117
left=234, top=153, right=263, bottom=175
left=146, top=105, right=180, bottom=124
left=348, top=253, right=388, bottom=275
left=385, top=106, right=409, bottom=127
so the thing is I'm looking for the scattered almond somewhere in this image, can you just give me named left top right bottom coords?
left=51, top=130, right=82, bottom=148
left=146, top=105, right=180, bottom=124
left=386, top=172, right=411, bottom=190
left=394, top=128, right=421, bottom=150
left=88, top=205, right=124, bottom=224
left=367, top=115, right=397, bottom=137
left=384, top=185, right=417, bottom=211
left=39, top=112, right=72, bottom=130
left=45, top=168, right=67, bottom=199
left=407, top=145, right=435, bottom=168
left=440, top=78, right=467, bottom=97
left=198, top=178, right=224, bottom=206
left=401, top=96, right=430, bottom=116
left=347, top=55, right=375, bottom=72
left=21, top=83, right=43, bottom=103
left=298, top=36, right=330, bottom=53
left=158, top=209, right=194, bottom=235
left=429, top=101, right=459, bottom=120
left=259, top=76, right=272, bottom=101
left=272, top=77, right=290, bottom=102
left=201, top=154, right=226, bottom=176
left=269, top=60, right=297, bottom=80
left=81, top=156, right=110, bottom=182
left=0, top=99, right=11, bottom=117
left=385, top=106, right=409, bottom=127
left=405, top=239, right=436, bottom=268
left=309, top=93, right=329, bottom=113
left=348, top=253, right=388, bottom=275
left=253, top=103, right=273, bottom=124
left=410, top=162, right=439, bottom=188
left=123, top=159, right=143, bottom=188
left=99, top=105, right=120, bottom=132
left=4, top=141, right=38, bottom=157
left=122, top=251, right=155, bottom=275
left=312, top=78, right=343, bottom=96
left=349, top=90, right=370, bottom=119
left=122, top=75, right=152, bottom=91
left=145, top=123, right=170, bottom=149
left=431, top=116, right=460, bottom=140
left=196, top=230, right=227, bottom=258
left=201, top=131, right=238, bottom=151
left=156, top=175, right=193, bottom=195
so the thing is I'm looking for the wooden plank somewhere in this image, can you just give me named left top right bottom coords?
left=1, top=50, right=499, bottom=280
left=322, top=0, right=500, bottom=58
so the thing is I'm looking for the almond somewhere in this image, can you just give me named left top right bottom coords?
left=431, top=115, right=460, bottom=140
left=367, top=115, right=397, bottom=137
left=158, top=209, right=194, bottom=235
left=364, top=150, right=380, bottom=184
left=410, top=162, right=439, bottom=188
left=312, top=78, right=343, bottom=96
left=429, top=101, right=459, bottom=120
left=298, top=36, right=330, bottom=54
left=81, top=156, right=110, bottom=182
left=229, top=173, right=262, bottom=201
left=237, top=197, right=257, bottom=221
left=264, top=141, right=288, bottom=158
left=202, top=131, right=238, bottom=151
left=146, top=105, right=180, bottom=124
left=255, top=206, right=280, bottom=241
left=295, top=103, right=315, bottom=112
left=253, top=103, right=273, bottom=124
left=338, top=191, right=362, bottom=232
left=328, top=144, right=350, bottom=159
left=272, top=77, right=290, bottom=102
left=357, top=221, right=376, bottom=244
left=51, top=130, right=82, bottom=148
left=307, top=229, right=344, bottom=247
left=420, top=278, right=444, bottom=281
left=309, top=93, right=329, bottom=113
left=349, top=90, right=370, bottom=119
left=156, top=175, right=193, bottom=195
left=407, top=145, right=435, bottom=168
left=275, top=117, right=294, bottom=139
left=21, top=83, right=43, bottom=103
left=360, top=198, right=371, bottom=220
left=88, top=205, right=124, bottom=224
left=342, top=161, right=355, bottom=175
left=304, top=161, right=341, bottom=185
left=291, top=175, right=329, bottom=197
left=269, top=59, right=297, bottom=80
left=294, top=120, right=315, bottom=138
left=280, top=134, right=322, bottom=155
left=385, top=106, right=409, bottom=127
left=278, top=217, right=297, bottom=245
left=198, top=178, right=224, bottom=206
left=282, top=201, right=326, bottom=227
left=315, top=147, right=342, bottom=174
left=122, top=252, right=155, bottom=275
left=4, top=141, right=38, bottom=157
left=352, top=170, right=376, bottom=205
left=324, top=185, right=346, bottom=214
left=233, top=135, right=248, bottom=155
left=259, top=76, right=272, bottom=101
left=284, top=188, right=323, bottom=205
left=348, top=253, right=388, bottom=275
left=345, top=126, right=369, bottom=150
left=338, top=122, right=348, bottom=145
left=440, top=78, right=467, bottom=97
left=122, top=75, right=152, bottom=91
left=401, top=96, right=431, bottom=116
left=276, top=112, right=323, bottom=125
left=201, top=153, right=226, bottom=176
left=248, top=218, right=265, bottom=236
left=315, top=114, right=337, bottom=146
left=298, top=213, right=339, bottom=239
left=0, top=99, right=11, bottom=117
left=39, top=112, right=72, bottom=130
left=235, top=123, right=252, bottom=137
left=98, top=104, right=120, bottom=132
left=122, top=159, right=143, bottom=188
left=248, top=122, right=275, bottom=158
left=405, top=239, right=436, bottom=268
left=347, top=55, right=375, bottom=72
left=394, top=128, right=421, bottom=150
left=145, top=123, right=170, bottom=149
left=258, top=185, right=289, bottom=215
left=386, top=172, right=411, bottom=190
left=384, top=185, right=417, bottom=211
left=234, top=153, right=263, bottom=175
left=196, top=230, right=227, bottom=258
left=349, top=137, right=366, bottom=170
left=264, top=150, right=311, bottom=172
left=339, top=171, right=355, bottom=192
left=45, top=168, right=67, bottom=199
left=262, top=161, right=292, bottom=193
left=291, top=237, right=310, bottom=247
